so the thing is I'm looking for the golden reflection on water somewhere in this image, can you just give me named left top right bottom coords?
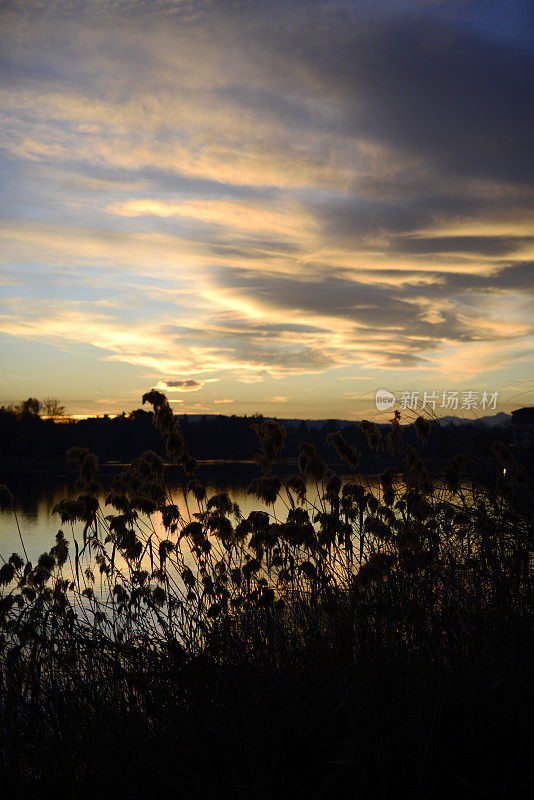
left=0, top=468, right=343, bottom=562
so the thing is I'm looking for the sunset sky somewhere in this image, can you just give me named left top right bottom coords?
left=1, top=0, right=533, bottom=419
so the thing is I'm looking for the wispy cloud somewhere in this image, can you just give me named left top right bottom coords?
left=155, top=379, right=202, bottom=392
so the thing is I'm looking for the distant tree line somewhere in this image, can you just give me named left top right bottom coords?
left=0, top=403, right=512, bottom=474
left=4, top=397, right=66, bottom=418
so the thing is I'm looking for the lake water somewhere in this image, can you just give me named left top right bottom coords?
left=0, top=461, right=356, bottom=562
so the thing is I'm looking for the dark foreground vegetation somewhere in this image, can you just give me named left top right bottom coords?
left=0, top=391, right=532, bottom=799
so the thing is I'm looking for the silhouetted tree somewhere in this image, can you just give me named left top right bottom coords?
left=43, top=397, right=66, bottom=418
left=20, top=397, right=41, bottom=416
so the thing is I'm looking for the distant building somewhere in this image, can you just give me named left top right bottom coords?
left=511, top=407, right=534, bottom=452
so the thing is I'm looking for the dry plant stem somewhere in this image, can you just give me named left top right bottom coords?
left=13, top=502, right=28, bottom=562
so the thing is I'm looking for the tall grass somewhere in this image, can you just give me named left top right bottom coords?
left=0, top=391, right=532, bottom=799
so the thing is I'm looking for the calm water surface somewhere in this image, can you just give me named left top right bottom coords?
left=0, top=461, right=358, bottom=561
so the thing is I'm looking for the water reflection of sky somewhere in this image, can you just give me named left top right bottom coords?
left=0, top=463, right=366, bottom=561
